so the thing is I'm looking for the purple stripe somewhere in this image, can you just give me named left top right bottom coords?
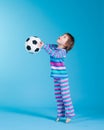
left=58, top=108, right=65, bottom=110
left=50, top=62, right=64, bottom=66
left=54, top=88, right=61, bottom=90
left=57, top=104, right=64, bottom=106
left=54, top=78, right=60, bottom=81
left=55, top=92, right=61, bottom=94
left=57, top=114, right=65, bottom=117
left=57, top=100, right=63, bottom=102
left=56, top=96, right=62, bottom=98
left=54, top=84, right=60, bottom=86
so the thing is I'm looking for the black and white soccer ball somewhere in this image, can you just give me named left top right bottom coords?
left=25, top=36, right=42, bottom=54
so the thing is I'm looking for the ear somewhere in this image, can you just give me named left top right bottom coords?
left=70, top=42, right=73, bottom=44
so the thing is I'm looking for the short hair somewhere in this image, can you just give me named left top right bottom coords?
left=64, top=33, right=75, bottom=52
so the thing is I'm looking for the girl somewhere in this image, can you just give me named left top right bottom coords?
left=42, top=33, right=75, bottom=123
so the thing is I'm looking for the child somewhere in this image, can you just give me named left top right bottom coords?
left=42, top=33, right=75, bottom=123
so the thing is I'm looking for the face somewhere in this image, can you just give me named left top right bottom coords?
left=57, top=34, right=69, bottom=46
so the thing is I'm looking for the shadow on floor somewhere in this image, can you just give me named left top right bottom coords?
left=0, top=106, right=103, bottom=123
left=0, top=106, right=56, bottom=121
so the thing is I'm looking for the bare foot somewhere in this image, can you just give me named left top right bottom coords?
left=56, top=118, right=60, bottom=122
left=65, top=118, right=71, bottom=123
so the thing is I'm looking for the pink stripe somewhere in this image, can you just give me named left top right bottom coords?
left=65, top=107, right=74, bottom=110
left=61, top=84, right=69, bottom=86
left=61, top=87, right=69, bottom=91
left=66, top=111, right=75, bottom=114
left=66, top=113, right=76, bottom=117
left=63, top=100, right=72, bottom=103
left=63, top=96, right=70, bottom=99
left=64, top=104, right=72, bottom=106
left=50, top=62, right=64, bottom=66
left=61, top=79, right=68, bottom=82
left=61, top=92, right=70, bottom=95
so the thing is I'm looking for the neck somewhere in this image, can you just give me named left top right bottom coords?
left=58, top=44, right=64, bottom=49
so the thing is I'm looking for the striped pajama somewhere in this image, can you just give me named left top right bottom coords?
left=54, top=77, right=75, bottom=118
left=43, top=44, right=75, bottom=118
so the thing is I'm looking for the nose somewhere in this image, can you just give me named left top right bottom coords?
left=59, top=36, right=62, bottom=39
left=26, top=45, right=31, bottom=50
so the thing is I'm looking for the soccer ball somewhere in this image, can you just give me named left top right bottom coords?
left=25, top=36, right=42, bottom=54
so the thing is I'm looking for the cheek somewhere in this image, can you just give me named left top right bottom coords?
left=57, top=39, right=65, bottom=45
left=62, top=40, right=67, bottom=45
left=64, top=39, right=68, bottom=44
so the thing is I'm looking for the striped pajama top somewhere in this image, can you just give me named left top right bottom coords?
left=43, top=44, right=68, bottom=78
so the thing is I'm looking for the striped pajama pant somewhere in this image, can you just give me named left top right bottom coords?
left=54, top=77, right=75, bottom=118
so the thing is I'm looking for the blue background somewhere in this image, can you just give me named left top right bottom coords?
left=0, top=0, right=104, bottom=129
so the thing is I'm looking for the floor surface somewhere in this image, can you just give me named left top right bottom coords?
left=0, top=107, right=104, bottom=130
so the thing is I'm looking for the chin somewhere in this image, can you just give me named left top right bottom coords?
left=57, top=39, right=59, bottom=42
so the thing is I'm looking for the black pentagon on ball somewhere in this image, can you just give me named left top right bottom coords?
left=32, top=40, right=37, bottom=45
left=26, top=38, right=30, bottom=42
left=35, top=48, right=39, bottom=52
left=26, top=45, right=31, bottom=50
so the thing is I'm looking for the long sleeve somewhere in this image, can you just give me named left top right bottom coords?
left=43, top=44, right=66, bottom=58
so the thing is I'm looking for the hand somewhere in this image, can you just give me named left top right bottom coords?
left=39, top=41, right=44, bottom=48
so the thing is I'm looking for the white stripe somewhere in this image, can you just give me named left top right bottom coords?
left=51, top=66, right=66, bottom=70
left=60, top=78, right=69, bottom=82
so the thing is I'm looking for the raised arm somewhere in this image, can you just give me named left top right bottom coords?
left=43, top=44, right=66, bottom=58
